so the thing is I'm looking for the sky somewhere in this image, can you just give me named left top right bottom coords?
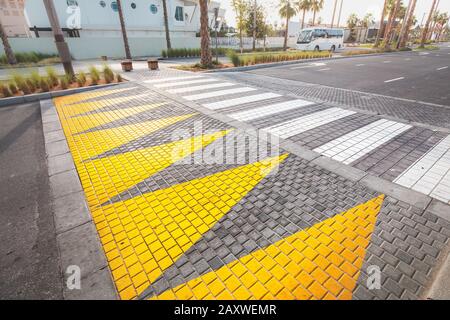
left=220, top=0, right=450, bottom=28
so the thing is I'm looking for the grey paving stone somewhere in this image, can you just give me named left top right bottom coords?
left=49, top=169, right=82, bottom=199
left=53, top=191, right=92, bottom=234
left=48, top=153, right=76, bottom=176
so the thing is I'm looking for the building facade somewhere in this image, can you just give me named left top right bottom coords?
left=0, top=0, right=31, bottom=37
left=24, top=0, right=225, bottom=38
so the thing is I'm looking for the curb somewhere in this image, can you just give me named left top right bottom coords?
left=40, top=99, right=118, bottom=300
left=0, top=82, right=121, bottom=108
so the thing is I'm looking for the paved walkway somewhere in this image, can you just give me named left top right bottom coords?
left=46, top=67, right=450, bottom=300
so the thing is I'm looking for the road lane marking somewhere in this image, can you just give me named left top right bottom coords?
left=356, top=64, right=366, bottom=66
left=318, top=68, right=331, bottom=71
left=383, top=61, right=392, bottom=63
left=395, top=135, right=450, bottom=203
left=228, top=99, right=315, bottom=122
left=167, top=82, right=235, bottom=94
left=314, top=120, right=412, bottom=165
left=262, top=107, right=355, bottom=139
left=384, top=77, right=405, bottom=83
left=437, top=66, right=449, bottom=71
left=144, top=76, right=203, bottom=84
left=202, top=92, right=281, bottom=110
left=405, top=58, right=411, bottom=61
left=155, top=78, right=218, bottom=88
left=183, top=87, right=257, bottom=101
left=291, top=62, right=326, bottom=70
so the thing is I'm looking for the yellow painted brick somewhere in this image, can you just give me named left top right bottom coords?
left=119, top=286, right=137, bottom=300
left=293, top=285, right=313, bottom=300
left=308, top=281, right=327, bottom=299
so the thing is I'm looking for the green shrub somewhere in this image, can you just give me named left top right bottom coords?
left=8, top=82, right=18, bottom=94
left=103, top=65, right=114, bottom=83
left=227, top=50, right=331, bottom=67
left=1, top=84, right=12, bottom=97
left=116, top=74, right=123, bottom=82
left=46, top=67, right=58, bottom=87
left=39, top=78, right=50, bottom=92
left=226, top=50, right=240, bottom=67
left=78, top=71, right=87, bottom=85
left=60, top=77, right=69, bottom=90
left=30, top=70, right=41, bottom=87
left=26, top=79, right=36, bottom=92
left=0, top=52, right=59, bottom=65
left=17, top=81, right=31, bottom=94
left=89, top=66, right=100, bottom=85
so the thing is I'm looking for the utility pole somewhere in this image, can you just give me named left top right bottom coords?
left=116, top=0, right=131, bottom=59
left=43, top=0, right=74, bottom=78
left=331, top=0, right=338, bottom=28
left=252, top=0, right=257, bottom=51
left=337, top=0, right=344, bottom=28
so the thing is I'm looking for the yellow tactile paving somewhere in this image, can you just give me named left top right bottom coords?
left=54, top=87, right=137, bottom=106
left=57, top=94, right=150, bottom=118
left=153, top=195, right=384, bottom=300
left=82, top=130, right=231, bottom=207
left=66, top=102, right=168, bottom=134
left=91, top=154, right=288, bottom=300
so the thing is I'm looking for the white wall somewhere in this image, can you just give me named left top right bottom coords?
left=0, top=37, right=200, bottom=59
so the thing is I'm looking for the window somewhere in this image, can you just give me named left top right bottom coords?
left=111, top=1, right=118, bottom=12
left=174, top=6, right=184, bottom=21
left=150, top=4, right=157, bottom=14
left=99, top=1, right=106, bottom=8
left=131, top=3, right=136, bottom=9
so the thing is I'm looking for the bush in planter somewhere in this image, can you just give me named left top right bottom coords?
left=78, top=72, right=87, bottom=86
left=30, top=70, right=41, bottom=88
left=103, top=65, right=114, bottom=83
left=9, top=82, right=18, bottom=94
left=89, top=66, right=100, bottom=85
left=116, top=74, right=123, bottom=82
left=46, top=67, right=59, bottom=87
left=39, top=78, right=50, bottom=92
left=1, top=84, right=12, bottom=97
left=60, top=77, right=69, bottom=90
left=26, top=79, right=36, bottom=92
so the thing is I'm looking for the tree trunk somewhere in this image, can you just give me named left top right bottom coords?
left=283, top=14, right=289, bottom=51
left=399, top=0, right=417, bottom=48
left=331, top=0, right=338, bottom=28
left=43, top=0, right=74, bottom=78
left=312, top=10, right=316, bottom=26
left=199, top=0, right=212, bottom=65
left=162, top=0, right=171, bottom=50
left=0, top=19, right=16, bottom=65
left=239, top=29, right=243, bottom=54
left=301, top=9, right=306, bottom=29
left=116, top=0, right=131, bottom=59
left=420, top=0, right=437, bottom=47
left=374, top=0, right=388, bottom=47
left=252, top=0, right=257, bottom=51
left=384, top=0, right=401, bottom=49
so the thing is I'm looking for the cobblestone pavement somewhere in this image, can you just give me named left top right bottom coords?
left=51, top=76, right=450, bottom=300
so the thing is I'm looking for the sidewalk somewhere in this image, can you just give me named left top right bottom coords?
left=37, top=66, right=450, bottom=300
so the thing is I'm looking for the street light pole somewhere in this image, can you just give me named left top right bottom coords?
left=43, top=0, right=74, bottom=79
left=214, top=8, right=219, bottom=64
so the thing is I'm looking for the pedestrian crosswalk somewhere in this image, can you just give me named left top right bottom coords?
left=263, top=108, right=355, bottom=139
left=142, top=73, right=450, bottom=205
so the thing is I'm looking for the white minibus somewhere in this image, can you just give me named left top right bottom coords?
left=296, top=28, right=344, bottom=52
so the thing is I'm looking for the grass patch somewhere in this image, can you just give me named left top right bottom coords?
left=414, top=45, right=440, bottom=51
left=0, top=52, right=60, bottom=68
left=226, top=50, right=331, bottom=67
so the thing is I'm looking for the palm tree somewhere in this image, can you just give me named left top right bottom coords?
left=330, top=0, right=338, bottom=28
left=420, top=0, right=438, bottom=47
left=116, top=0, right=131, bottom=59
left=384, top=0, right=401, bottom=48
left=162, top=0, right=172, bottom=50
left=398, top=0, right=417, bottom=48
left=0, top=18, right=17, bottom=65
left=199, top=0, right=212, bottom=65
left=310, top=0, right=324, bottom=26
left=279, top=0, right=296, bottom=51
left=232, top=0, right=248, bottom=53
left=296, top=0, right=311, bottom=29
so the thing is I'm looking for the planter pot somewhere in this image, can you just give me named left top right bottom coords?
left=121, top=60, right=133, bottom=72
left=101, top=55, right=108, bottom=61
left=147, top=59, right=159, bottom=70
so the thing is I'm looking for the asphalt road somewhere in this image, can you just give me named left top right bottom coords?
left=248, top=43, right=450, bottom=106
left=0, top=103, right=62, bottom=299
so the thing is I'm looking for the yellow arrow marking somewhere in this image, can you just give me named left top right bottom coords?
left=92, top=154, right=289, bottom=300
left=66, top=102, right=167, bottom=134
left=152, top=195, right=385, bottom=300
left=82, top=130, right=231, bottom=207
left=54, top=87, right=137, bottom=106
left=67, top=113, right=196, bottom=161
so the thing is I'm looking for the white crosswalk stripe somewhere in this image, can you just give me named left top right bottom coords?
left=314, top=119, right=412, bottom=165
left=228, top=99, right=315, bottom=121
left=395, top=135, right=450, bottom=203
left=183, top=87, right=257, bottom=101
left=202, top=93, right=282, bottom=110
left=144, top=75, right=203, bottom=84
left=155, top=78, right=218, bottom=88
left=167, top=82, right=236, bottom=94
left=262, top=108, right=355, bottom=139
